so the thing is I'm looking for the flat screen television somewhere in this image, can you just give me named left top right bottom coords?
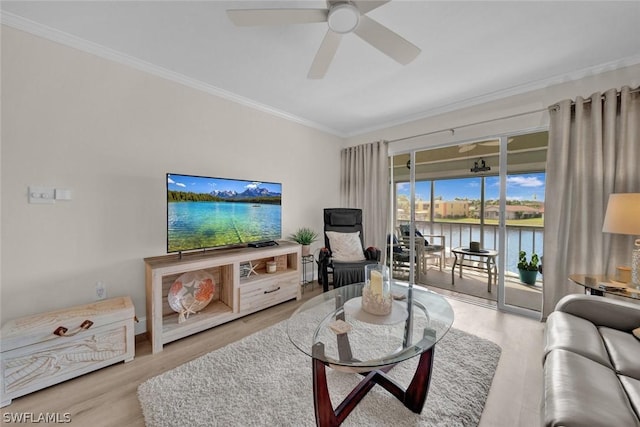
left=166, top=173, right=282, bottom=253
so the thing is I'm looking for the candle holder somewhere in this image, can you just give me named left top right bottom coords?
left=361, top=264, right=392, bottom=315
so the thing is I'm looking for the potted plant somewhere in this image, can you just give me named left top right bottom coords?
left=288, top=227, right=318, bottom=256
left=517, top=250, right=539, bottom=285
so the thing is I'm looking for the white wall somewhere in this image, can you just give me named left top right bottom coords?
left=0, top=26, right=343, bottom=324
left=346, top=63, right=640, bottom=153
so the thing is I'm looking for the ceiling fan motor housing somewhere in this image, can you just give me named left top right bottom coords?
left=328, top=3, right=360, bottom=34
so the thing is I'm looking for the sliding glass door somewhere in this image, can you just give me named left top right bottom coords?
left=501, top=132, right=546, bottom=314
left=390, top=130, right=547, bottom=316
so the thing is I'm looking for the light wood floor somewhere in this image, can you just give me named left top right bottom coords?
left=0, top=284, right=544, bottom=426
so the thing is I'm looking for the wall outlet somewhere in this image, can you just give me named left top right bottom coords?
left=95, top=281, right=107, bottom=300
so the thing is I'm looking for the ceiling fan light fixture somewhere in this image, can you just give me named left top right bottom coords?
left=328, top=4, right=360, bottom=34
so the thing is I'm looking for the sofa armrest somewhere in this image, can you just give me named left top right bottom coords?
left=554, top=294, right=640, bottom=332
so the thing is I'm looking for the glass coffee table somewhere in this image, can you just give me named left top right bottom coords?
left=287, top=282, right=454, bottom=426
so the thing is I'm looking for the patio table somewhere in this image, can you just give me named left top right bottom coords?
left=451, top=247, right=498, bottom=292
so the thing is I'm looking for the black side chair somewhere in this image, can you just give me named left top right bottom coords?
left=387, top=233, right=411, bottom=277
left=398, top=224, right=446, bottom=271
left=318, top=208, right=380, bottom=292
left=387, top=233, right=426, bottom=279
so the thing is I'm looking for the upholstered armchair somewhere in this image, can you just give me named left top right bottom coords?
left=318, top=208, right=380, bottom=292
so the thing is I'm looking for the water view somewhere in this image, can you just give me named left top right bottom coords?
left=398, top=173, right=546, bottom=276
left=441, top=224, right=543, bottom=275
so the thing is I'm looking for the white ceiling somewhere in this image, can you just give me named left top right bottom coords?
left=2, top=1, right=640, bottom=136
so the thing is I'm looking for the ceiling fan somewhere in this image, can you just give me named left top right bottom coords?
left=227, top=1, right=421, bottom=79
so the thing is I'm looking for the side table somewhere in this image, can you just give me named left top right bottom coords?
left=301, top=254, right=315, bottom=293
left=451, top=247, right=498, bottom=292
left=569, top=274, right=639, bottom=299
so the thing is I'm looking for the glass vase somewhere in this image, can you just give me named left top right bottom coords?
left=362, top=264, right=392, bottom=315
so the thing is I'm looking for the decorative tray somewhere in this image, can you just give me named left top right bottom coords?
left=343, top=297, right=408, bottom=325
left=462, top=248, right=490, bottom=253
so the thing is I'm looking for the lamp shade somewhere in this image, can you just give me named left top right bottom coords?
left=602, top=193, right=640, bottom=236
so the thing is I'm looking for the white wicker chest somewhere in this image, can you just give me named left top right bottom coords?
left=0, top=296, right=135, bottom=407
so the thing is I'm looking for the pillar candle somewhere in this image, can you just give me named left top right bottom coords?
left=370, top=270, right=383, bottom=296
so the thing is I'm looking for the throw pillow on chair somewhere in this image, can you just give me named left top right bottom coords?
left=325, top=231, right=367, bottom=262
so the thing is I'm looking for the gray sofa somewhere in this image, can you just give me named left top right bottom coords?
left=543, top=294, right=640, bottom=426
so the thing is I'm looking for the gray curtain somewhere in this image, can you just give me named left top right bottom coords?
left=340, top=141, right=390, bottom=257
left=543, top=86, right=640, bottom=318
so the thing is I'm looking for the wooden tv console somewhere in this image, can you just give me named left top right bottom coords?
left=144, top=241, right=301, bottom=353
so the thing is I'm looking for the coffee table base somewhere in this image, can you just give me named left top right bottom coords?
left=312, top=342, right=435, bottom=427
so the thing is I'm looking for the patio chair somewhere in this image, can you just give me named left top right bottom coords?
left=318, top=208, right=380, bottom=292
left=398, top=225, right=446, bottom=271
left=387, top=233, right=425, bottom=280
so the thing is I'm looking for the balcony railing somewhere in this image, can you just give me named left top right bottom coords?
left=397, top=220, right=544, bottom=277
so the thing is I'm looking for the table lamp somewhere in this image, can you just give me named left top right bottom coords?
left=602, top=193, right=640, bottom=287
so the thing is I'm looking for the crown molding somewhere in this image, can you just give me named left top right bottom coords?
left=1, top=11, right=345, bottom=137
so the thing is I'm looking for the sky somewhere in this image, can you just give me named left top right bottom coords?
left=397, top=172, right=546, bottom=202
left=167, top=173, right=282, bottom=194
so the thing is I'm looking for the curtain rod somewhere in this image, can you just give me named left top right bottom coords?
left=388, top=86, right=639, bottom=145
left=565, top=86, right=640, bottom=107
left=548, top=86, right=640, bottom=111
left=388, top=107, right=548, bottom=144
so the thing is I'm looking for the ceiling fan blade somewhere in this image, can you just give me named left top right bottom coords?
left=351, top=0, right=390, bottom=14
left=227, top=9, right=328, bottom=26
left=354, top=15, right=420, bottom=65
left=480, top=138, right=513, bottom=147
left=308, top=30, right=342, bottom=79
left=458, top=144, right=477, bottom=153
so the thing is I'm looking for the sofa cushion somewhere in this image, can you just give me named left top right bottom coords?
left=544, top=311, right=612, bottom=369
left=544, top=349, right=640, bottom=427
left=600, top=327, right=640, bottom=379
left=619, top=375, right=640, bottom=422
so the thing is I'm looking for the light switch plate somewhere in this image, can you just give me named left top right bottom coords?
left=29, top=186, right=55, bottom=204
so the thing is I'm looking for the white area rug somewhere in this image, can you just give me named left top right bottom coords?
left=138, top=321, right=501, bottom=427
